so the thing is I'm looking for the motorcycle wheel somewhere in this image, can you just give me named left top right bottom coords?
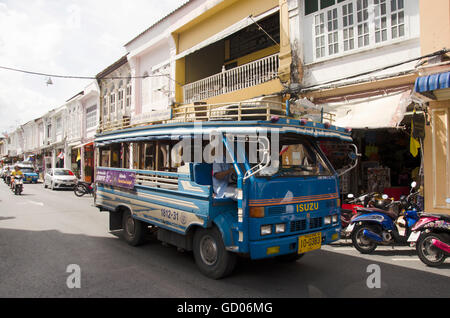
left=74, top=184, right=86, bottom=197
left=416, top=232, right=447, bottom=267
left=351, top=224, right=378, bottom=254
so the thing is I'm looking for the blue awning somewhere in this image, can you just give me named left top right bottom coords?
left=415, top=71, right=450, bottom=93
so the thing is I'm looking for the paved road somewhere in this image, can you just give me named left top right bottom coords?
left=0, top=181, right=449, bottom=298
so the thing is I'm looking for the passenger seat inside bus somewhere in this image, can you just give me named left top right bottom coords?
left=192, top=163, right=236, bottom=206
left=192, top=163, right=213, bottom=186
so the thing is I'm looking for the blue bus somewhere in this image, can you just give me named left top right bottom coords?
left=17, top=163, right=39, bottom=184
left=94, top=104, right=356, bottom=279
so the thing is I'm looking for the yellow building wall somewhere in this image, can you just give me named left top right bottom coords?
left=204, top=79, right=284, bottom=104
left=225, top=45, right=279, bottom=68
left=175, top=0, right=279, bottom=54
left=420, top=0, right=450, bottom=214
left=419, top=0, right=450, bottom=55
left=172, top=0, right=291, bottom=105
left=175, top=58, right=186, bottom=104
left=423, top=102, right=450, bottom=214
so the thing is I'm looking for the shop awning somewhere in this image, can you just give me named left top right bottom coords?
left=73, top=142, right=94, bottom=149
left=415, top=71, right=450, bottom=100
left=174, top=7, right=279, bottom=60
left=325, top=90, right=412, bottom=129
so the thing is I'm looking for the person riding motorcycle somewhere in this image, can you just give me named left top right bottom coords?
left=10, top=165, right=23, bottom=190
left=4, top=166, right=11, bottom=184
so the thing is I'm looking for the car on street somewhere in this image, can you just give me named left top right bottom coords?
left=44, top=168, right=78, bottom=190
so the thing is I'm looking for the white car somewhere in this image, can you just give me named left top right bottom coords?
left=44, top=168, right=78, bottom=190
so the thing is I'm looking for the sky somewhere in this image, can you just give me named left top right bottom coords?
left=0, top=0, right=187, bottom=134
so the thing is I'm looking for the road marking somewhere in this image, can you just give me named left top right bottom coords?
left=332, top=247, right=355, bottom=251
left=27, top=200, right=44, bottom=206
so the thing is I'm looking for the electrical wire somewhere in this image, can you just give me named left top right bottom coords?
left=296, top=48, right=450, bottom=93
left=0, top=65, right=173, bottom=80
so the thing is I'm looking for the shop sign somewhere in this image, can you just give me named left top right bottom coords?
left=130, top=109, right=172, bottom=125
left=96, top=168, right=136, bottom=190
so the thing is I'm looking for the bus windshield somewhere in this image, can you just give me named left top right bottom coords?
left=20, top=168, right=35, bottom=173
left=253, top=137, right=333, bottom=178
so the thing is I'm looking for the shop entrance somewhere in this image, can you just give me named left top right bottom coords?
left=344, top=128, right=421, bottom=200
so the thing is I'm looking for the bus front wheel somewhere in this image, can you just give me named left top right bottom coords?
left=193, top=227, right=237, bottom=279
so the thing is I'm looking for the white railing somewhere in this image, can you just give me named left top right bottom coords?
left=183, top=53, right=280, bottom=104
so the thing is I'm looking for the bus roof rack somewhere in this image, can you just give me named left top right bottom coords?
left=97, top=98, right=336, bottom=133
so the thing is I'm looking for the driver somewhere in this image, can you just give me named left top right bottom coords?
left=212, top=157, right=238, bottom=201
left=11, top=165, right=23, bottom=189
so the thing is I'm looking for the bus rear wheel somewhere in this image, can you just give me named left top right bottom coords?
left=122, top=210, right=146, bottom=246
left=193, top=227, right=236, bottom=279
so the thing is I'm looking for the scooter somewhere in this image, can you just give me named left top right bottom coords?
left=74, top=181, right=94, bottom=197
left=347, top=182, right=421, bottom=254
left=11, top=176, right=23, bottom=195
left=407, top=198, right=450, bottom=267
left=341, top=193, right=374, bottom=237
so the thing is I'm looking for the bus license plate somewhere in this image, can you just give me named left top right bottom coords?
left=298, top=232, right=322, bottom=254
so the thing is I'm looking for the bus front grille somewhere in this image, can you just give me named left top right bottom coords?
left=290, top=219, right=307, bottom=232
left=310, top=217, right=323, bottom=229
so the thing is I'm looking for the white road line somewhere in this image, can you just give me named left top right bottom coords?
left=391, top=258, right=420, bottom=261
left=27, top=200, right=44, bottom=206
left=332, top=247, right=355, bottom=251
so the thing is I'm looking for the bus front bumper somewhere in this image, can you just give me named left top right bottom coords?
left=248, top=226, right=340, bottom=260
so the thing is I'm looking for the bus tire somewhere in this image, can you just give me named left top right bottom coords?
left=193, top=226, right=236, bottom=279
left=122, top=210, right=146, bottom=247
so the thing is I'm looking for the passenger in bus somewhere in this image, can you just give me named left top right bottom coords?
left=212, top=160, right=238, bottom=201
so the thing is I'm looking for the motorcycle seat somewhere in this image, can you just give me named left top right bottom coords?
left=420, top=213, right=450, bottom=222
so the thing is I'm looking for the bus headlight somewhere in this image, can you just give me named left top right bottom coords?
left=324, top=216, right=332, bottom=225
left=261, top=225, right=272, bottom=236
left=332, top=214, right=339, bottom=224
left=275, top=223, right=286, bottom=234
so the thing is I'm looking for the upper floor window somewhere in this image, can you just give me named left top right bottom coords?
left=118, top=89, right=124, bottom=111
left=47, top=124, right=52, bottom=140
left=110, top=93, right=116, bottom=114
left=56, top=117, right=62, bottom=134
left=86, top=105, right=97, bottom=130
left=126, top=85, right=132, bottom=108
left=307, top=0, right=407, bottom=61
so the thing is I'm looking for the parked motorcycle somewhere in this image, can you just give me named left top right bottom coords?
left=347, top=182, right=421, bottom=254
left=11, top=175, right=23, bottom=195
left=341, top=193, right=374, bottom=237
left=407, top=198, right=450, bottom=267
left=74, top=181, right=94, bottom=197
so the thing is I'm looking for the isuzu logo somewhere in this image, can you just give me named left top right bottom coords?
left=296, top=202, right=319, bottom=213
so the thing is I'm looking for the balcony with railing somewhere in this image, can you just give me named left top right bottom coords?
left=183, top=53, right=280, bottom=104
